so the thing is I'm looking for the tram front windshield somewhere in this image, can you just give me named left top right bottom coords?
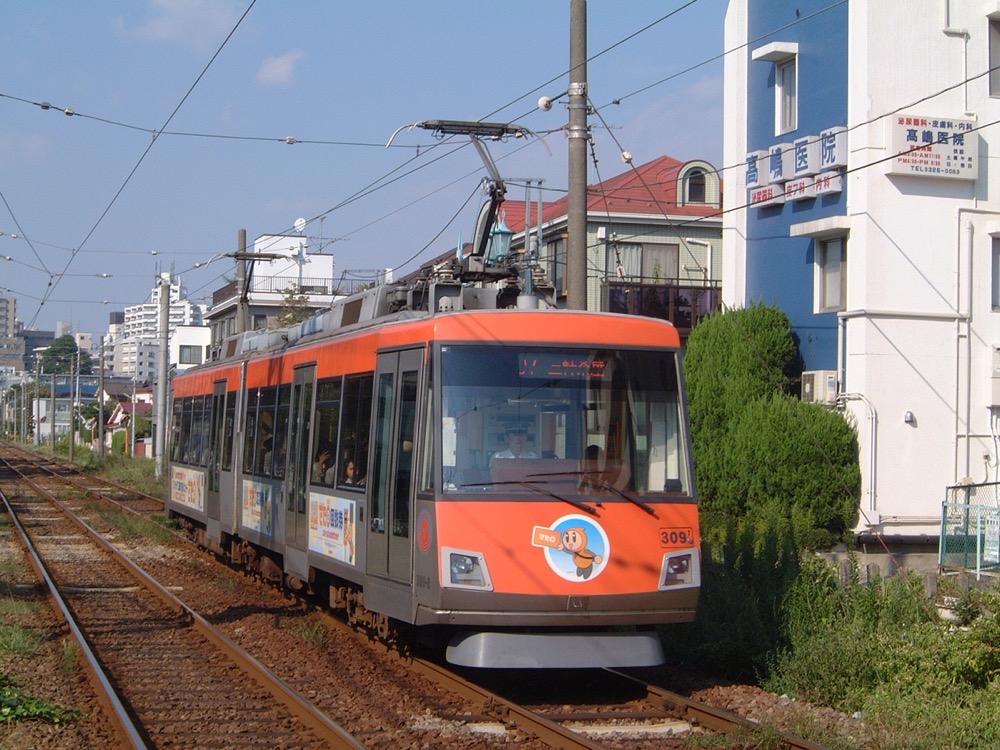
left=439, top=345, right=689, bottom=496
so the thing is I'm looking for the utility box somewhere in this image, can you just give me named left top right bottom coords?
left=801, top=370, right=838, bottom=406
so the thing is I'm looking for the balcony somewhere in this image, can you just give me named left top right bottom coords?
left=601, top=277, right=722, bottom=338
left=211, top=276, right=376, bottom=306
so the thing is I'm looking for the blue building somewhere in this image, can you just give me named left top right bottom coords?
left=725, top=1, right=1000, bottom=546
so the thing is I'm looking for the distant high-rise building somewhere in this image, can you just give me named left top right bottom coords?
left=0, top=293, right=25, bottom=371
left=106, top=274, right=207, bottom=381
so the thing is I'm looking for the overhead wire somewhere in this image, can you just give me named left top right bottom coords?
left=24, top=0, right=260, bottom=329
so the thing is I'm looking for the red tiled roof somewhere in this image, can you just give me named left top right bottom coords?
left=497, top=155, right=721, bottom=233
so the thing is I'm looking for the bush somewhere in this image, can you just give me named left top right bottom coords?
left=662, top=501, right=801, bottom=680
left=684, top=303, right=859, bottom=545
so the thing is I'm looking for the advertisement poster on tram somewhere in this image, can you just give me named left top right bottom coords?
left=170, top=467, right=205, bottom=512
left=309, top=493, right=356, bottom=565
left=242, top=480, right=274, bottom=536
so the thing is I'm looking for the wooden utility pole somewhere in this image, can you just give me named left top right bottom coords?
left=566, top=0, right=589, bottom=311
left=236, top=229, right=249, bottom=334
left=155, top=273, right=170, bottom=478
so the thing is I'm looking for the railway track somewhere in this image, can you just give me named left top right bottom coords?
left=0, top=452, right=361, bottom=749
left=0, top=445, right=837, bottom=748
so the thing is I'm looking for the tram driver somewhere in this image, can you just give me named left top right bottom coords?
left=490, top=427, right=537, bottom=466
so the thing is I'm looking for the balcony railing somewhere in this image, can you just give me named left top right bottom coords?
left=212, top=276, right=376, bottom=306
left=601, top=277, right=722, bottom=337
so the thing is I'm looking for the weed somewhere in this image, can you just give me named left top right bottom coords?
left=60, top=639, right=80, bottom=673
left=215, top=575, right=238, bottom=595
left=0, top=601, right=38, bottom=617
left=100, top=510, right=176, bottom=545
left=291, top=619, right=326, bottom=647
left=0, top=625, right=41, bottom=656
left=0, top=675, right=83, bottom=724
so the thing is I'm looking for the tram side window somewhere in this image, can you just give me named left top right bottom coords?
left=272, top=385, right=290, bottom=479
left=243, top=389, right=259, bottom=476
left=311, top=379, right=342, bottom=485
left=192, top=396, right=211, bottom=467
left=339, top=375, right=373, bottom=489
left=170, top=398, right=185, bottom=463
left=182, top=398, right=199, bottom=464
left=221, top=393, right=236, bottom=472
left=250, top=387, right=278, bottom=476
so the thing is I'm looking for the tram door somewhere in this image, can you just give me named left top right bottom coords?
left=285, top=365, right=315, bottom=562
left=367, top=348, right=422, bottom=583
left=206, top=381, right=227, bottom=524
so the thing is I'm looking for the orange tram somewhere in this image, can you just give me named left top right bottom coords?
left=168, top=276, right=701, bottom=669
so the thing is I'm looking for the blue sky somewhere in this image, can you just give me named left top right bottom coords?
left=0, top=0, right=726, bottom=336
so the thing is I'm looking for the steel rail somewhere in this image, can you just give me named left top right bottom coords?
left=405, top=654, right=608, bottom=750
left=2, top=442, right=165, bottom=509
left=0, top=485, right=149, bottom=749
left=607, top=669, right=832, bottom=750
left=3, top=455, right=366, bottom=750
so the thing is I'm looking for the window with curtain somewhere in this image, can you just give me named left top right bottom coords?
left=777, top=57, right=798, bottom=133
left=818, top=237, right=846, bottom=312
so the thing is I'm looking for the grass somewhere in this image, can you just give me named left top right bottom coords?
left=0, top=625, right=40, bottom=657
left=0, top=601, right=38, bottom=618
left=60, top=639, right=80, bottom=673
left=100, top=509, right=177, bottom=545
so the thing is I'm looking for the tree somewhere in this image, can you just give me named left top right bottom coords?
left=38, top=335, right=93, bottom=374
left=684, top=303, right=859, bottom=546
left=273, top=286, right=314, bottom=329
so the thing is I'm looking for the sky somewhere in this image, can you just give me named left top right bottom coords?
left=0, top=0, right=726, bottom=337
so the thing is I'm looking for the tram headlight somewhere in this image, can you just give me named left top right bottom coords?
left=443, top=548, right=493, bottom=590
left=659, top=548, right=700, bottom=590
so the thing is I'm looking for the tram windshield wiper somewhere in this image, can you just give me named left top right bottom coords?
left=594, top=481, right=656, bottom=516
left=460, top=479, right=599, bottom=516
left=525, top=471, right=658, bottom=517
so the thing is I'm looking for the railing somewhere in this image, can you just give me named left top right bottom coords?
left=940, top=482, right=1000, bottom=578
left=601, top=278, right=722, bottom=336
left=212, top=277, right=375, bottom=306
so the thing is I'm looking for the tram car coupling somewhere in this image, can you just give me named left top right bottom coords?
left=167, top=120, right=700, bottom=668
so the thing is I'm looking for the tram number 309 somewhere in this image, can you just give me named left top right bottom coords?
left=659, top=528, right=694, bottom=547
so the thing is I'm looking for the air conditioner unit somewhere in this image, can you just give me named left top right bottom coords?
left=801, top=370, right=838, bottom=406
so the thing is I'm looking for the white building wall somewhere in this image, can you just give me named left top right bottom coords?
left=722, top=0, right=748, bottom=309
left=841, top=2, right=1000, bottom=535
left=724, top=0, right=1000, bottom=538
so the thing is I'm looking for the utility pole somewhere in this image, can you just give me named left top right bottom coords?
left=69, top=349, right=77, bottom=463
left=155, top=273, right=170, bottom=478
left=236, top=229, right=249, bottom=334
left=49, top=373, right=55, bottom=453
left=566, top=0, right=589, bottom=311
left=34, top=355, right=41, bottom=446
left=98, top=335, right=105, bottom=459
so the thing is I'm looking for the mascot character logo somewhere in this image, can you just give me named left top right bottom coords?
left=532, top=515, right=610, bottom=582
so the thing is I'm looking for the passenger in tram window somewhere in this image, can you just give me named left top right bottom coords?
left=490, top=427, right=537, bottom=466
left=260, top=435, right=273, bottom=474
left=333, top=456, right=365, bottom=487
left=312, top=446, right=332, bottom=484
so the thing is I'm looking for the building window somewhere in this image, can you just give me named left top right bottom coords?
left=179, top=345, right=203, bottom=365
left=777, top=57, right=797, bottom=133
left=992, top=19, right=1000, bottom=97
left=992, top=237, right=1000, bottom=309
left=686, top=170, right=706, bottom=203
left=608, top=242, right=679, bottom=282
left=818, top=237, right=846, bottom=312
left=546, top=238, right=566, bottom=294
left=678, top=161, right=720, bottom=207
